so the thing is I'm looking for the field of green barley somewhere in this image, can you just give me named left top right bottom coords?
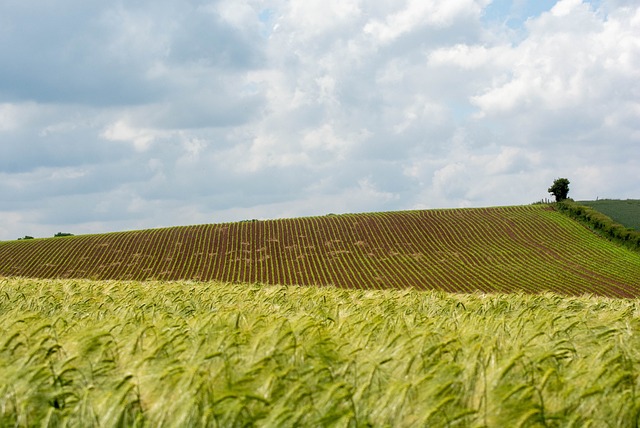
left=3, top=277, right=640, bottom=427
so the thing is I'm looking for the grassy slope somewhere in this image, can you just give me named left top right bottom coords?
left=1, top=205, right=640, bottom=297
left=2, top=277, right=640, bottom=427
left=579, top=199, right=640, bottom=231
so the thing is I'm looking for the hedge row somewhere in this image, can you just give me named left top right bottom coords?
left=556, top=200, right=640, bottom=251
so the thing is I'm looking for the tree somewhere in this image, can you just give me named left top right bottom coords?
left=548, top=178, right=570, bottom=202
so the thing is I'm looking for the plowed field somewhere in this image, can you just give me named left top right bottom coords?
left=1, top=205, right=640, bottom=297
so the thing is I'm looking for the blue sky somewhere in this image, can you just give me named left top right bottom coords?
left=0, top=0, right=638, bottom=240
left=484, top=0, right=559, bottom=25
left=484, top=0, right=602, bottom=27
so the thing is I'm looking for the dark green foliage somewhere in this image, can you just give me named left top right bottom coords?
left=556, top=200, right=640, bottom=252
left=54, top=233, right=74, bottom=237
left=17, top=236, right=34, bottom=240
left=548, top=178, right=570, bottom=202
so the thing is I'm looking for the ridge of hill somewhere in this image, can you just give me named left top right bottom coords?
left=578, top=199, right=640, bottom=231
left=1, top=205, right=640, bottom=297
left=556, top=200, right=640, bottom=252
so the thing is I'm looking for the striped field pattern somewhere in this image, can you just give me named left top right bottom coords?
left=1, top=205, right=640, bottom=297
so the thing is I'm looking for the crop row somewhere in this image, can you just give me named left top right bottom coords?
left=1, top=205, right=639, bottom=296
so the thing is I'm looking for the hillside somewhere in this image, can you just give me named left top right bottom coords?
left=579, top=199, right=640, bottom=231
left=1, top=205, right=640, bottom=297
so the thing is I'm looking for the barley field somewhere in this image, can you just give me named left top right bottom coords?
left=2, top=277, right=640, bottom=427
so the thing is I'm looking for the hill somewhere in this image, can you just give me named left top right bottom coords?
left=578, top=199, right=640, bottom=231
left=1, top=205, right=640, bottom=297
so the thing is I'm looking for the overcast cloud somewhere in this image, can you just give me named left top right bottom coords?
left=1, top=0, right=638, bottom=240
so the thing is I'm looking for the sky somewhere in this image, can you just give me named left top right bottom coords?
left=1, top=0, right=638, bottom=240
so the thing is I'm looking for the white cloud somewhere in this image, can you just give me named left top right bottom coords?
left=1, top=0, right=639, bottom=240
left=0, top=104, right=21, bottom=131
left=101, top=120, right=164, bottom=152
left=483, top=146, right=542, bottom=175
left=215, top=0, right=260, bottom=29
left=364, top=0, right=489, bottom=43
left=287, top=0, right=362, bottom=36
left=551, top=0, right=584, bottom=17
left=428, top=44, right=513, bottom=69
left=433, top=162, right=470, bottom=199
left=472, top=0, right=640, bottom=119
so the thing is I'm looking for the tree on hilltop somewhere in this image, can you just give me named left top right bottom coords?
left=548, top=178, right=570, bottom=202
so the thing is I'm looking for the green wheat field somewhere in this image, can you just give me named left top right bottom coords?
left=2, top=277, right=640, bottom=427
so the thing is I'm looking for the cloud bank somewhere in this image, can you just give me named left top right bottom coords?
left=1, top=0, right=638, bottom=240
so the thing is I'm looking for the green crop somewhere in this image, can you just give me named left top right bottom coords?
left=2, top=205, right=640, bottom=297
left=579, top=199, right=640, bottom=231
left=2, top=277, right=640, bottom=427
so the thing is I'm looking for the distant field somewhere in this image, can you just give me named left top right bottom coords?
left=2, top=277, right=640, bottom=427
left=1, top=205, right=640, bottom=297
left=579, top=199, right=640, bottom=231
